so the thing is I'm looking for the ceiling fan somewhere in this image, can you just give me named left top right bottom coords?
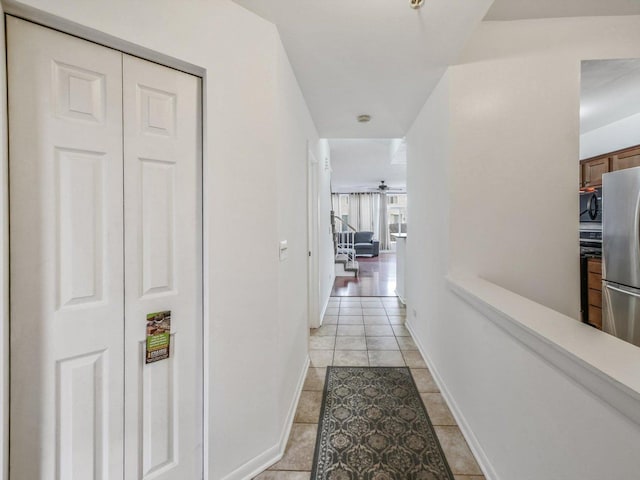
left=343, top=180, right=406, bottom=193
left=374, top=180, right=404, bottom=193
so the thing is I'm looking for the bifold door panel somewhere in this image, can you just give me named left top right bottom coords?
left=7, top=17, right=202, bottom=480
left=8, top=18, right=125, bottom=480
left=123, top=54, right=202, bottom=480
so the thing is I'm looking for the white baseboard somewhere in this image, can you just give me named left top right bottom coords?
left=316, top=271, right=335, bottom=328
left=405, top=319, right=499, bottom=480
left=220, top=356, right=310, bottom=480
left=319, top=293, right=330, bottom=327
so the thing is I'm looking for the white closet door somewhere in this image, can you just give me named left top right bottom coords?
left=7, top=17, right=125, bottom=480
left=122, top=54, right=203, bottom=479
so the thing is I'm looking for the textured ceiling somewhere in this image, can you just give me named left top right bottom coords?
left=329, top=139, right=407, bottom=193
left=232, top=0, right=493, bottom=137
left=485, top=0, right=640, bottom=21
left=581, top=59, right=640, bottom=133
left=231, top=0, right=640, bottom=189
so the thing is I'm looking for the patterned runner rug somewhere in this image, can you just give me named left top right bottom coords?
left=311, top=366, right=454, bottom=480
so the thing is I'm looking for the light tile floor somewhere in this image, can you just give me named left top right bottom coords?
left=254, top=296, right=485, bottom=480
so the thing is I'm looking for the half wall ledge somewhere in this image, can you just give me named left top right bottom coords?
left=447, top=274, right=640, bottom=426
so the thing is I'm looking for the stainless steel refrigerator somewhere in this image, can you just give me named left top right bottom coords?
left=602, top=166, right=640, bottom=347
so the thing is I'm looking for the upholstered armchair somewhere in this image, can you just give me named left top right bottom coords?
left=353, top=231, right=379, bottom=257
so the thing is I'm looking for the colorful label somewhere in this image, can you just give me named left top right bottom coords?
left=145, top=310, right=171, bottom=364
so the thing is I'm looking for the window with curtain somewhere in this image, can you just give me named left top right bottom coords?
left=387, top=194, right=407, bottom=239
left=332, top=194, right=352, bottom=231
left=332, top=192, right=398, bottom=249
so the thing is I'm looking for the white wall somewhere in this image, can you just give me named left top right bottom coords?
left=450, top=15, right=640, bottom=317
left=274, top=38, right=320, bottom=434
left=449, top=22, right=581, bottom=318
left=436, top=286, right=640, bottom=479
left=406, top=16, right=640, bottom=480
left=405, top=71, right=451, bottom=355
left=580, top=111, right=640, bottom=159
left=2, top=1, right=318, bottom=479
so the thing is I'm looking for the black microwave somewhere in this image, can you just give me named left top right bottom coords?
left=579, top=188, right=602, bottom=223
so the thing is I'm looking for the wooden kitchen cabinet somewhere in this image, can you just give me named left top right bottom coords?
left=581, top=145, right=640, bottom=187
left=587, top=257, right=602, bottom=330
left=611, top=146, right=640, bottom=171
left=581, top=156, right=609, bottom=187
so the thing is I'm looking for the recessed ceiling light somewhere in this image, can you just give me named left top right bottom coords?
left=357, top=114, right=371, bottom=123
left=410, top=0, right=425, bottom=9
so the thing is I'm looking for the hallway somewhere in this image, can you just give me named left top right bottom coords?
left=255, top=297, right=484, bottom=479
left=331, top=253, right=397, bottom=297
left=5, top=2, right=640, bottom=480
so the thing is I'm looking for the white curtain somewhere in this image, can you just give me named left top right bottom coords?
left=331, top=193, right=343, bottom=231
left=347, top=193, right=376, bottom=232
left=357, top=193, right=375, bottom=233
left=331, top=192, right=388, bottom=246
left=378, top=193, right=390, bottom=250
left=348, top=194, right=360, bottom=230
left=372, top=194, right=380, bottom=241
left=331, top=194, right=340, bottom=216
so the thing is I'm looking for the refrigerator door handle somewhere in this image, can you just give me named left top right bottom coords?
left=603, top=281, right=640, bottom=345
left=636, top=189, right=640, bottom=270
left=604, top=283, right=640, bottom=298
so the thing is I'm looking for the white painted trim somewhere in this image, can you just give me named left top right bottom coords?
left=273, top=357, right=310, bottom=465
left=318, top=292, right=331, bottom=327
left=221, top=442, right=281, bottom=480
left=200, top=73, right=210, bottom=480
left=405, top=319, right=498, bottom=480
left=323, top=265, right=335, bottom=307
left=307, top=145, right=321, bottom=329
left=0, top=8, right=8, bottom=480
left=220, top=357, right=310, bottom=480
left=2, top=1, right=205, bottom=77
left=447, top=275, right=640, bottom=426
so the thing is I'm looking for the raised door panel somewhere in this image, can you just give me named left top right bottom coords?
left=588, top=271, right=602, bottom=290
left=583, top=157, right=609, bottom=187
left=57, top=351, right=108, bottom=479
left=140, top=159, right=176, bottom=296
left=587, top=258, right=602, bottom=330
left=123, top=54, right=202, bottom=480
left=589, top=288, right=602, bottom=309
left=7, top=18, right=124, bottom=480
left=611, top=148, right=640, bottom=172
left=57, top=148, right=107, bottom=308
left=587, top=258, right=602, bottom=275
left=589, top=305, right=602, bottom=330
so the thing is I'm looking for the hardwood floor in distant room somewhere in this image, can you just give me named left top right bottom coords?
left=332, top=252, right=397, bottom=297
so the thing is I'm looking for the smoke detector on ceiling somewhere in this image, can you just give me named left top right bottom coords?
left=410, top=0, right=425, bottom=9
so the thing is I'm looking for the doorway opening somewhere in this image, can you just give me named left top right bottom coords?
left=328, top=138, right=406, bottom=299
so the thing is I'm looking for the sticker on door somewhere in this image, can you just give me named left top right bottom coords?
left=146, top=310, right=171, bottom=363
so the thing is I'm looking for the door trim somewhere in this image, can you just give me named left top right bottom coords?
left=0, top=11, right=7, bottom=480
left=3, top=12, right=209, bottom=480
left=307, top=146, right=320, bottom=329
left=3, top=1, right=205, bottom=78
